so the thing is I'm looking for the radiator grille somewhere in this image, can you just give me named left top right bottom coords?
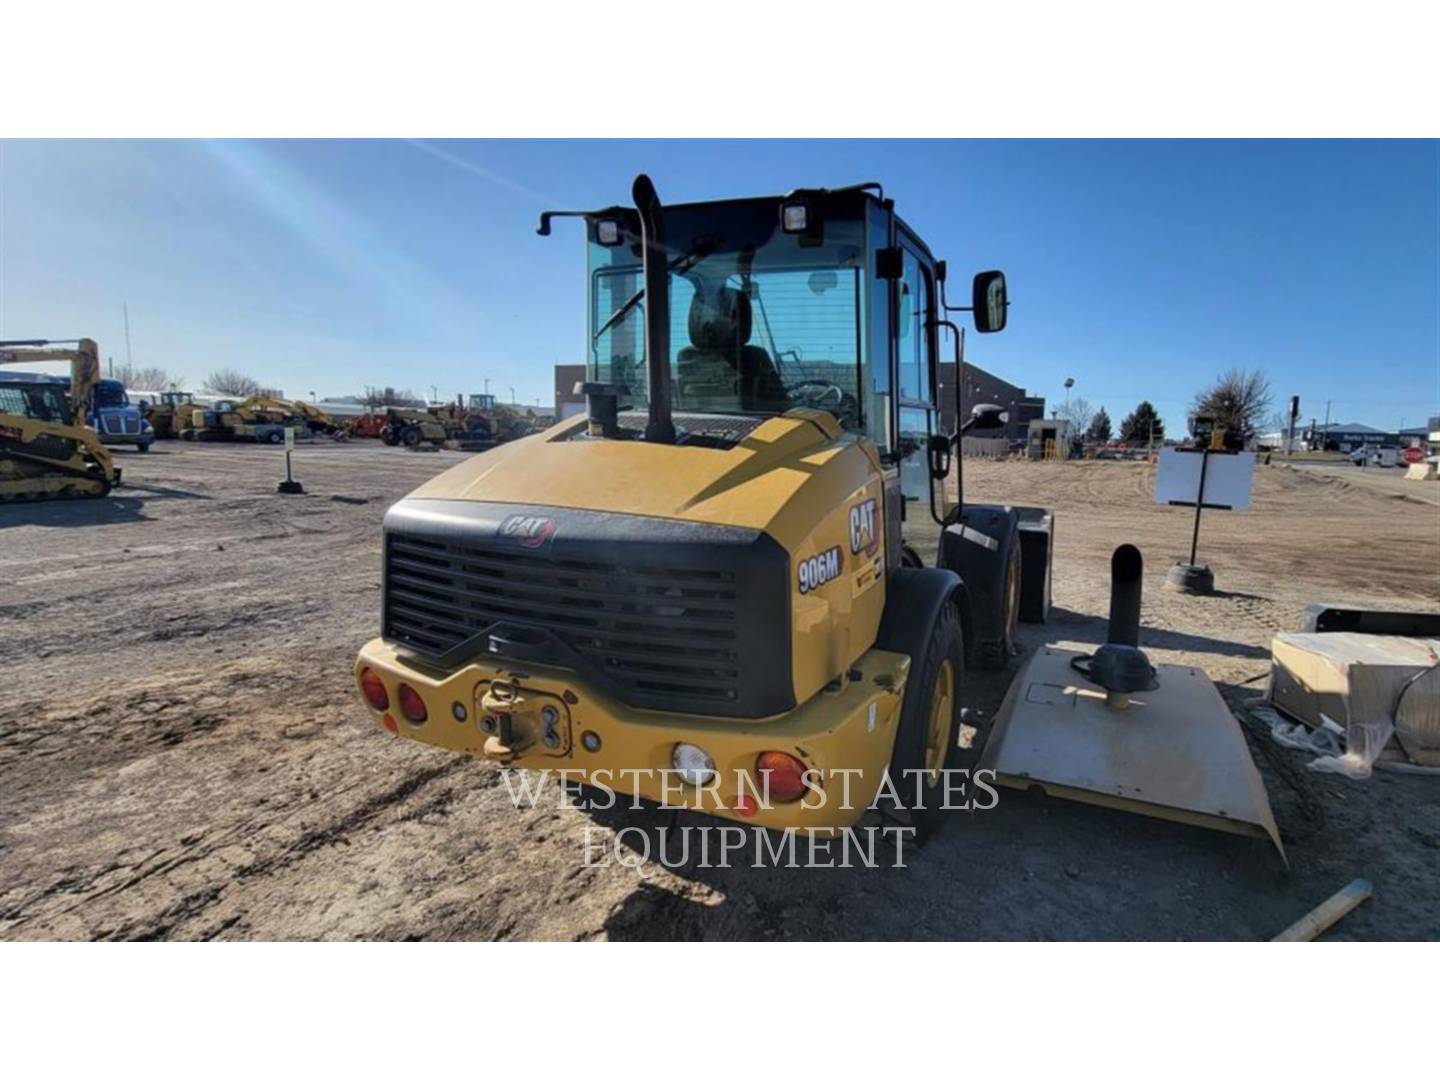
left=384, top=533, right=747, bottom=710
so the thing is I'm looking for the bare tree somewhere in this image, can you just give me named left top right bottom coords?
left=1058, top=395, right=1094, bottom=435
left=1191, top=368, right=1273, bottom=441
left=110, top=362, right=184, bottom=390
left=204, top=368, right=263, bottom=397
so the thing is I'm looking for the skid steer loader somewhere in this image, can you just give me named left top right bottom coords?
left=0, top=338, right=120, bottom=501
left=354, top=176, right=1052, bottom=839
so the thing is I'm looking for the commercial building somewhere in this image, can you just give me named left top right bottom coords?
left=938, top=362, right=1045, bottom=443
left=1301, top=422, right=1398, bottom=452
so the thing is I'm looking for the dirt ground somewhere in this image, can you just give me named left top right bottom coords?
left=2, top=441, right=1437, bottom=940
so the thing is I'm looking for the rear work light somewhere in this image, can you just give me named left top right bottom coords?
left=594, top=218, right=622, bottom=246
left=397, top=683, right=428, bottom=724
left=358, top=668, right=389, bottom=711
left=755, top=751, right=811, bottom=804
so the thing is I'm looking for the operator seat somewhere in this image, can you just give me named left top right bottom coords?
left=676, top=286, right=789, bottom=414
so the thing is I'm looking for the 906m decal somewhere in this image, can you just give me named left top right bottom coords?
left=798, top=547, right=842, bottom=594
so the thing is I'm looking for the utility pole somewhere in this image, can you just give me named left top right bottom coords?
left=509, top=386, right=515, bottom=405
left=484, top=377, right=491, bottom=396
left=1323, top=400, right=1332, bottom=450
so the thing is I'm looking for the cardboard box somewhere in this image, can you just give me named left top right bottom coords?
left=1268, top=632, right=1440, bottom=767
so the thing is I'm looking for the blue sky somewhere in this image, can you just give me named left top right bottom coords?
left=2, top=139, right=1435, bottom=430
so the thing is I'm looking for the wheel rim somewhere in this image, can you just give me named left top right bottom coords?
left=923, top=657, right=956, bottom=787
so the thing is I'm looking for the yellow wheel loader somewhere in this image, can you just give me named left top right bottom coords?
left=140, top=391, right=196, bottom=438
left=354, top=176, right=1052, bottom=840
left=381, top=407, right=449, bottom=448
left=0, top=338, right=120, bottom=501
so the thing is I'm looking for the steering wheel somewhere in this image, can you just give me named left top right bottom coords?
left=789, top=379, right=858, bottom=425
left=790, top=379, right=845, bottom=407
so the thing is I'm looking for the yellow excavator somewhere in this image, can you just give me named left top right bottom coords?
left=184, top=395, right=311, bottom=443
left=0, top=338, right=120, bottom=500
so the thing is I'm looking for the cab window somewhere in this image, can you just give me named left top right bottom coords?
left=897, top=248, right=932, bottom=404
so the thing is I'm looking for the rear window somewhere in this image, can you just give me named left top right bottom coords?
left=0, top=384, right=71, bottom=422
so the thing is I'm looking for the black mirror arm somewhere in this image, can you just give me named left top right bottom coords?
left=939, top=275, right=973, bottom=315
left=536, top=205, right=633, bottom=237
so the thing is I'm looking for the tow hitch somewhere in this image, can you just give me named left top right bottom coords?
left=478, top=677, right=571, bottom=762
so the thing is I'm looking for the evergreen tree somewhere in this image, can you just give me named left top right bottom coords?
left=1119, top=401, right=1164, bottom=446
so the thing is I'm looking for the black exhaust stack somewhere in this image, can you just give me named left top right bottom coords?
left=1106, top=543, right=1143, bottom=648
left=1080, top=543, right=1157, bottom=696
left=631, top=174, right=675, bottom=445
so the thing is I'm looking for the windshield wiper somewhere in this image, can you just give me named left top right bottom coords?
left=592, top=239, right=718, bottom=341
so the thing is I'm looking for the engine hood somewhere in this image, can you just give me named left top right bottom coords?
left=401, top=409, right=877, bottom=548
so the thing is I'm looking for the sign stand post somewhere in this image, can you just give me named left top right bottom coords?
left=1169, top=441, right=1215, bottom=594
left=1155, top=435, right=1255, bottom=595
left=277, top=426, right=304, bottom=495
left=1186, top=445, right=1209, bottom=567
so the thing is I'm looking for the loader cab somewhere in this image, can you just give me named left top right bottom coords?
left=0, top=374, right=75, bottom=426
left=577, top=186, right=1004, bottom=509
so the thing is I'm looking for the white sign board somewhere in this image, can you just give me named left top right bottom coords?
left=283, top=426, right=295, bottom=451
left=1155, top=449, right=1255, bottom=510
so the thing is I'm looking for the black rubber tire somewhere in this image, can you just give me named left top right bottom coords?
left=977, top=541, right=1021, bottom=671
left=901, top=544, right=925, bottom=569
left=401, top=426, right=422, bottom=448
left=137, top=442, right=150, bottom=453
left=380, top=427, right=399, bottom=446
left=266, top=430, right=284, bottom=444
left=885, top=600, right=967, bottom=845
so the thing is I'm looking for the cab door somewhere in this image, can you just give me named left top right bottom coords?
left=894, top=237, right=938, bottom=512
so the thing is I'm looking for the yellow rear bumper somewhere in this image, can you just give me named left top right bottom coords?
left=354, top=638, right=911, bottom=832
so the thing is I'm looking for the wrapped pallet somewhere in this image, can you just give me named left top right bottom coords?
left=1268, top=632, right=1440, bottom=775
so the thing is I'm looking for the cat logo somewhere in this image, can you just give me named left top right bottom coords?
left=499, top=514, right=557, bottom=549
left=849, top=497, right=879, bottom=557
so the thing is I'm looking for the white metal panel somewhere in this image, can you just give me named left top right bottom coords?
left=1154, top=448, right=1255, bottom=510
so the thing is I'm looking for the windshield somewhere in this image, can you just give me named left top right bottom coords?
left=95, top=381, right=129, bottom=407
left=588, top=199, right=867, bottom=428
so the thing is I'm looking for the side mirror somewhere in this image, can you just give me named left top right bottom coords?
left=967, top=403, right=1009, bottom=432
left=972, top=270, right=1008, bottom=333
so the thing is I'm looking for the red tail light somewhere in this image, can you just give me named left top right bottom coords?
left=359, top=668, right=389, bottom=711
left=397, top=683, right=428, bottom=724
left=755, top=751, right=810, bottom=803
